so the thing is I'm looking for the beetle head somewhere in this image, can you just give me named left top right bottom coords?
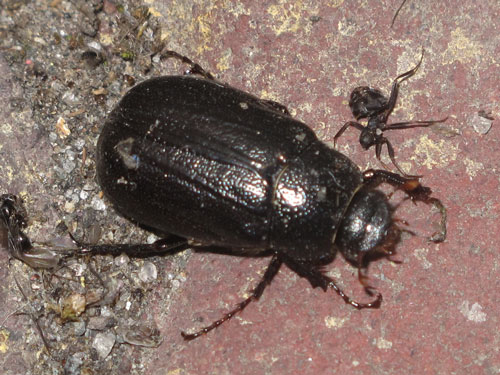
left=349, top=86, right=388, bottom=120
left=336, top=189, right=396, bottom=264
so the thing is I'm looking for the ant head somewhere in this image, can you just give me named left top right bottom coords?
left=349, top=86, right=389, bottom=120
left=359, top=117, right=384, bottom=150
left=359, top=127, right=377, bottom=150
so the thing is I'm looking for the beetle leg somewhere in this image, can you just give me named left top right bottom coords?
left=357, top=265, right=378, bottom=298
left=328, top=277, right=382, bottom=309
left=158, top=49, right=215, bottom=80
left=381, top=49, right=424, bottom=122
left=363, top=169, right=428, bottom=200
left=71, top=234, right=190, bottom=258
left=362, top=169, right=447, bottom=242
left=181, top=254, right=282, bottom=340
left=333, top=121, right=365, bottom=148
left=356, top=252, right=380, bottom=298
left=281, top=254, right=382, bottom=309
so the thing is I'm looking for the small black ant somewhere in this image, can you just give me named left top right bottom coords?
left=334, top=50, right=447, bottom=177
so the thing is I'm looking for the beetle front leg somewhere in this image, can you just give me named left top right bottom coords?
left=363, top=169, right=447, bottom=242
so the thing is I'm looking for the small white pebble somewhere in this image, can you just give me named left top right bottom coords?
left=139, top=261, right=157, bottom=283
left=92, top=332, right=116, bottom=359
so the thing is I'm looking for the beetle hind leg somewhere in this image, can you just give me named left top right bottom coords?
left=181, top=254, right=283, bottom=340
left=72, top=234, right=190, bottom=258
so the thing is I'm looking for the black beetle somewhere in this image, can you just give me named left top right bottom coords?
left=90, top=51, right=446, bottom=340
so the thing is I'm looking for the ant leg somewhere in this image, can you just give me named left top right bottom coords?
left=382, top=49, right=425, bottom=121
left=282, top=254, right=382, bottom=309
left=181, top=254, right=282, bottom=340
left=391, top=0, right=409, bottom=28
left=374, top=140, right=394, bottom=172
left=374, top=138, right=413, bottom=177
left=384, top=117, right=448, bottom=130
left=362, top=169, right=447, bottom=242
left=158, top=49, right=215, bottom=80
left=379, top=137, right=421, bottom=178
left=334, top=121, right=365, bottom=148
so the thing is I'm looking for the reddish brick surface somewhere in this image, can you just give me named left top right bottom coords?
left=1, top=1, right=498, bottom=374
left=143, top=1, right=499, bottom=374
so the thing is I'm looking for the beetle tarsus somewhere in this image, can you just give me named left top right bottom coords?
left=327, top=278, right=382, bottom=309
